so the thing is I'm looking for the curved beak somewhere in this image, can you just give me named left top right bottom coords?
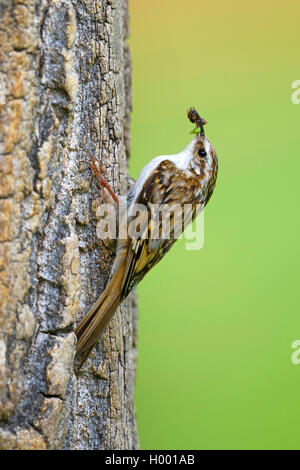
left=199, top=118, right=206, bottom=138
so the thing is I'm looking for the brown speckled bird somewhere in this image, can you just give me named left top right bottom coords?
left=76, top=108, right=218, bottom=365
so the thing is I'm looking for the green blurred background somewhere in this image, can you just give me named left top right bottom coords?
left=128, top=0, right=300, bottom=449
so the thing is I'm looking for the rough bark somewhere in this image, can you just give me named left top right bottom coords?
left=0, top=0, right=138, bottom=450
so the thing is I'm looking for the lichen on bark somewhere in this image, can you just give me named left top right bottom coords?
left=0, top=0, right=138, bottom=450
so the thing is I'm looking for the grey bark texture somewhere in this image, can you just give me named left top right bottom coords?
left=0, top=0, right=139, bottom=450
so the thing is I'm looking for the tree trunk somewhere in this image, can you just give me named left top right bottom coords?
left=0, top=0, right=138, bottom=450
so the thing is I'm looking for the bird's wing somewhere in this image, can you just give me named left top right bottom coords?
left=120, top=159, right=198, bottom=299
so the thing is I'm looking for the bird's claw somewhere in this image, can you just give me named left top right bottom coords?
left=85, top=150, right=119, bottom=204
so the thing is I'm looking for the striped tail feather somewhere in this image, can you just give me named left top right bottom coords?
left=75, top=269, right=124, bottom=367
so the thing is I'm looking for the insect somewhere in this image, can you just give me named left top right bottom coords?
left=75, top=108, right=218, bottom=366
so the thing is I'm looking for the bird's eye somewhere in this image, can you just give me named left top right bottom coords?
left=198, top=148, right=207, bottom=157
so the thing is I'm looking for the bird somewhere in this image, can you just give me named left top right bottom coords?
left=75, top=107, right=218, bottom=366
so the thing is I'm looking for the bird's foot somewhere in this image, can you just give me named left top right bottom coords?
left=85, top=151, right=119, bottom=204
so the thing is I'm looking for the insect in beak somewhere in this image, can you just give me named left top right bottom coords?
left=187, top=107, right=206, bottom=138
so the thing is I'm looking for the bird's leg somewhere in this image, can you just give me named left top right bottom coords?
left=86, top=151, right=119, bottom=204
